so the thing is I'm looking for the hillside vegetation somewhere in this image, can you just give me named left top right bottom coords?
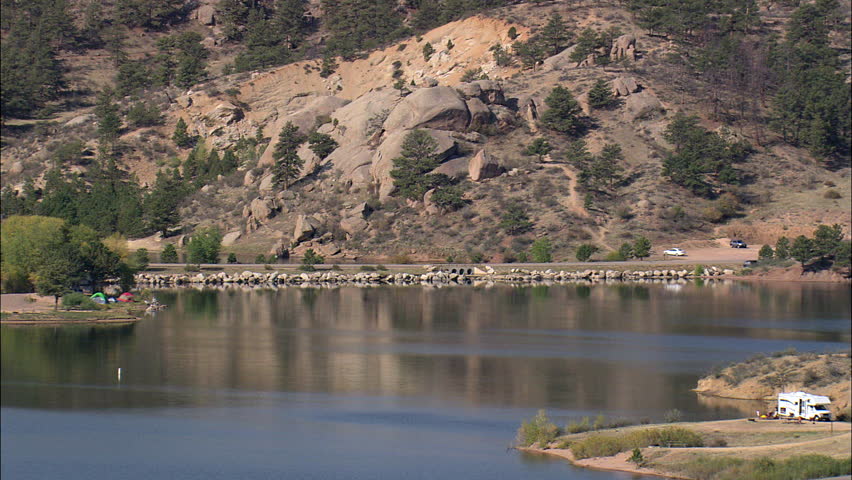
left=696, top=350, right=851, bottom=418
left=1, top=0, right=850, bottom=267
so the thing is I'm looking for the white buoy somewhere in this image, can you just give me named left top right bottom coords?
left=117, top=367, right=122, bottom=381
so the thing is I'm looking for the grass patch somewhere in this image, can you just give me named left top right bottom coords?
left=571, top=427, right=704, bottom=459
left=668, top=454, right=850, bottom=480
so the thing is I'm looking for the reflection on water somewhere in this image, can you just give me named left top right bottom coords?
left=2, top=282, right=849, bottom=480
left=3, top=282, right=849, bottom=417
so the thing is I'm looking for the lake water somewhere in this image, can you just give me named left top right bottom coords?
left=3, top=281, right=850, bottom=479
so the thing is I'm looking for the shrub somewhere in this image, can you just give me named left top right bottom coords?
left=255, top=254, right=267, bottom=264
left=824, top=189, right=842, bottom=199
left=530, top=238, right=553, bottom=263
left=759, top=245, right=774, bottom=260
left=227, top=253, right=238, bottom=264
left=61, top=293, right=99, bottom=310
left=694, top=265, right=705, bottom=276
left=567, top=417, right=591, bottom=434
left=664, top=409, right=682, bottom=423
left=422, top=43, right=434, bottom=61
left=187, top=227, right=223, bottom=264
left=376, top=264, right=388, bottom=271
left=576, top=243, right=599, bottom=262
left=604, top=250, right=626, bottom=261
left=570, top=427, right=702, bottom=460
left=469, top=250, right=485, bottom=263
left=359, top=265, right=376, bottom=271
left=517, top=410, right=560, bottom=448
left=302, top=249, right=324, bottom=266
left=184, top=263, right=201, bottom=272
left=628, top=448, right=645, bottom=467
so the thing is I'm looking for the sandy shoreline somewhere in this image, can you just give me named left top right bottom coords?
left=521, top=447, right=688, bottom=479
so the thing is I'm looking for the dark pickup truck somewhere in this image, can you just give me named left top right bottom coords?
left=730, top=239, right=748, bottom=248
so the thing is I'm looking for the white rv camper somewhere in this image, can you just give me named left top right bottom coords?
left=777, top=392, right=832, bottom=421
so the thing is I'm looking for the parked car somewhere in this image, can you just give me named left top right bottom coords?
left=730, top=239, right=748, bottom=248
left=743, top=260, right=759, bottom=267
left=663, top=248, right=686, bottom=256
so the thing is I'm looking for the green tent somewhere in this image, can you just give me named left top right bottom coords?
left=90, top=292, right=107, bottom=304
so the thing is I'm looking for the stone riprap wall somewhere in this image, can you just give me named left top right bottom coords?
left=134, top=266, right=734, bottom=288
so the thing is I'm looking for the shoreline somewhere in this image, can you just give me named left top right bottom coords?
left=519, top=418, right=852, bottom=480
left=520, top=447, right=689, bottom=479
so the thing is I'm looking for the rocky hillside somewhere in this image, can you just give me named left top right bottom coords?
left=1, top=1, right=850, bottom=262
left=696, top=351, right=851, bottom=418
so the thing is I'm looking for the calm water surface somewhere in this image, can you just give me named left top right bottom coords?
left=3, top=281, right=850, bottom=479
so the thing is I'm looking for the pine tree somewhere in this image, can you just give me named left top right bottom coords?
left=590, top=143, right=624, bottom=190
left=790, top=235, right=814, bottom=266
left=160, top=243, right=179, bottom=263
left=588, top=79, right=615, bottom=109
left=538, top=13, right=571, bottom=56
left=633, top=236, right=651, bottom=260
left=272, top=122, right=306, bottom=188
left=540, top=86, right=585, bottom=135
left=172, top=118, right=195, bottom=148
left=775, top=236, right=790, bottom=260
left=35, top=245, right=80, bottom=309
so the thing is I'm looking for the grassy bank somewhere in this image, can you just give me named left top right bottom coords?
left=517, top=412, right=851, bottom=480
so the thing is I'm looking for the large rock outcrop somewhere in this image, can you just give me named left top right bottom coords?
left=542, top=45, right=579, bottom=71
left=293, top=214, right=321, bottom=243
left=624, top=90, right=664, bottom=122
left=468, top=149, right=503, bottom=181
left=610, top=34, right=636, bottom=62
left=383, top=86, right=471, bottom=132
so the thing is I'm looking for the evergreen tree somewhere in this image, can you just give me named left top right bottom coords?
left=575, top=243, right=599, bottom=262
left=95, top=91, right=122, bottom=146
left=618, top=242, right=634, bottom=260
left=307, top=132, right=338, bottom=160
left=812, top=224, right=843, bottom=260
left=758, top=245, right=774, bottom=260
left=790, top=235, right=813, bottom=266
left=0, top=18, right=65, bottom=118
left=524, top=138, right=552, bottom=162
left=512, top=40, right=544, bottom=70
left=322, top=0, right=404, bottom=58
left=145, top=169, right=185, bottom=236
left=160, top=243, right=179, bottom=263
left=273, top=122, right=306, bottom=188
left=588, top=79, right=615, bottom=109
left=633, top=236, right=651, bottom=260
left=78, top=240, right=121, bottom=293
left=540, top=86, right=585, bottom=136
left=661, top=113, right=750, bottom=197
left=538, top=13, right=571, bottom=56
left=390, top=130, right=451, bottom=201
left=589, top=144, right=624, bottom=191
left=222, top=149, right=239, bottom=173
left=34, top=244, right=81, bottom=308
left=172, top=118, right=196, bottom=148
left=775, top=236, right=790, bottom=260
